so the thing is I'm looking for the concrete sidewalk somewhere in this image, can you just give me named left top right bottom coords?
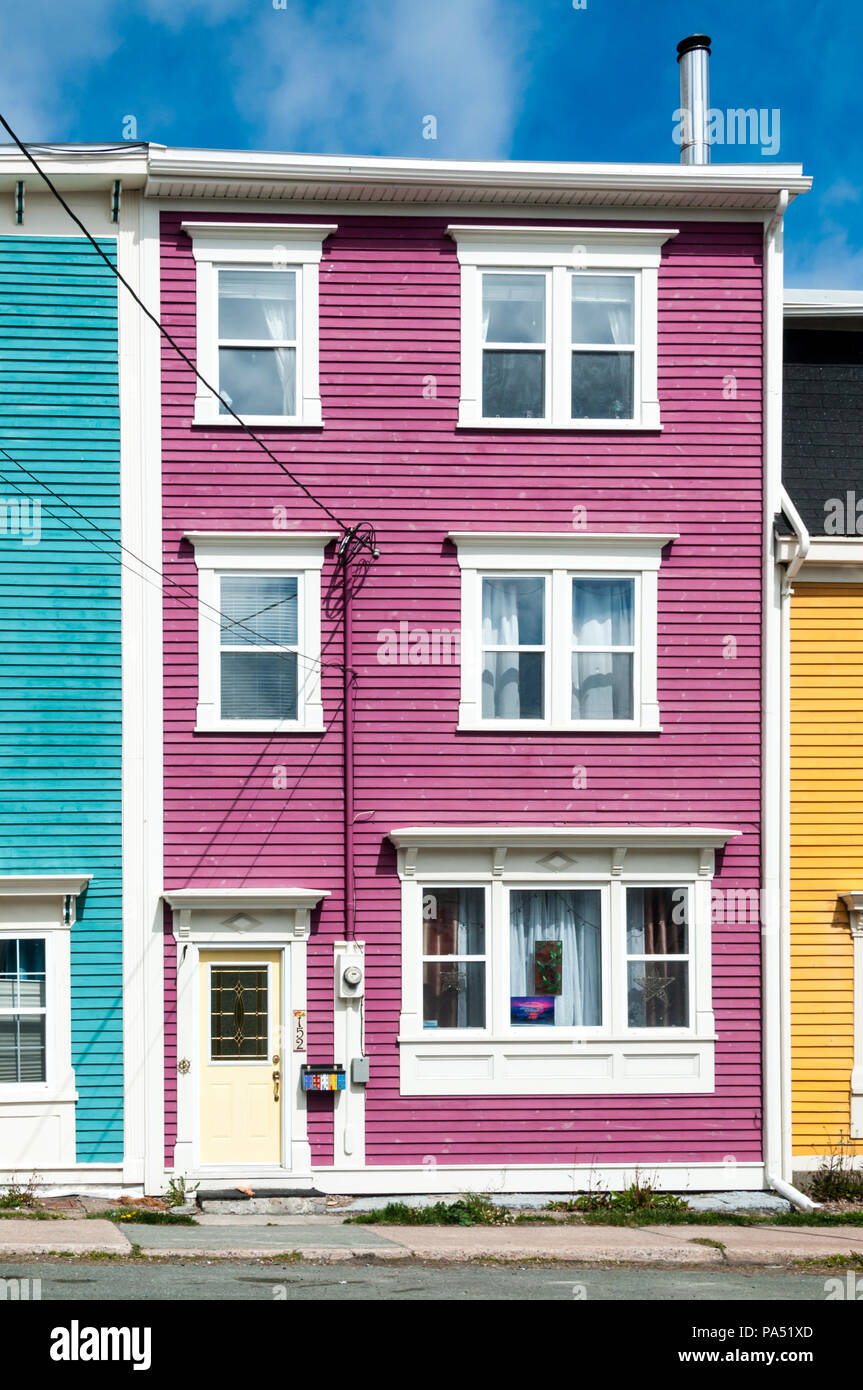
left=0, top=1219, right=131, bottom=1256
left=3, top=1215, right=863, bottom=1266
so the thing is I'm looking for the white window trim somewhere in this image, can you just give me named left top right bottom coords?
left=840, top=894, right=863, bottom=1138
left=390, top=827, right=738, bottom=1096
left=449, top=532, right=676, bottom=732
left=447, top=225, right=678, bottom=430
left=185, top=531, right=338, bottom=734
left=182, top=222, right=337, bottom=428
left=0, top=876, right=90, bottom=1168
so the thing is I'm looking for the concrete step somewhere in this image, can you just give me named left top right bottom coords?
left=199, top=1195, right=328, bottom=1215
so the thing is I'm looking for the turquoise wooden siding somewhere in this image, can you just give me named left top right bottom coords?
left=0, top=236, right=122, bottom=1163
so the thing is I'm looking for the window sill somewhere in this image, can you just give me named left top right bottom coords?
left=398, top=1035, right=715, bottom=1096
left=192, top=413, right=323, bottom=429
left=195, top=713, right=325, bottom=735
left=456, top=415, right=662, bottom=432
left=456, top=716, right=662, bottom=734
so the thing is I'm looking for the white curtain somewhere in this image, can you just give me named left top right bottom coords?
left=510, top=889, right=602, bottom=1026
left=482, top=577, right=541, bottom=719
left=572, top=276, right=634, bottom=346
left=572, top=579, right=633, bottom=720
left=220, top=270, right=296, bottom=414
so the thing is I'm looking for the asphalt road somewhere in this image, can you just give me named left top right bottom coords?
left=0, top=1258, right=842, bottom=1300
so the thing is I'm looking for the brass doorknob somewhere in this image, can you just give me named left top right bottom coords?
left=272, top=1068, right=281, bottom=1101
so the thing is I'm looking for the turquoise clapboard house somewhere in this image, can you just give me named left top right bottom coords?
left=0, top=230, right=122, bottom=1169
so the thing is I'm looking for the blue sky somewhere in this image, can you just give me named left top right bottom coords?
left=3, top=0, right=861, bottom=286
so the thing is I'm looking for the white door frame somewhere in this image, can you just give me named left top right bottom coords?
left=164, top=888, right=328, bottom=1179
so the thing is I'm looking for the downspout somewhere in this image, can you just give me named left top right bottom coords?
left=761, top=189, right=789, bottom=1197
left=342, top=551, right=356, bottom=940
left=769, top=485, right=812, bottom=1204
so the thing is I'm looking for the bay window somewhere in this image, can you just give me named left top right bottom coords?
left=448, top=224, right=677, bottom=430
left=451, top=532, right=675, bottom=731
left=393, top=827, right=736, bottom=1096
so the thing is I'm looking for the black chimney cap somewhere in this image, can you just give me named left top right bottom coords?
left=676, top=34, right=712, bottom=61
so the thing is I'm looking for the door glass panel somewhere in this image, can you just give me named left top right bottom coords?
left=210, top=967, right=269, bottom=1059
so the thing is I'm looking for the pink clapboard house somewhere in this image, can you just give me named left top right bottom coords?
left=132, top=140, right=809, bottom=1198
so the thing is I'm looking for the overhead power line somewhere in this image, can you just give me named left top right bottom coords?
left=0, top=107, right=378, bottom=557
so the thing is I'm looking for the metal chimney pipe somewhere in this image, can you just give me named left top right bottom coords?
left=677, top=34, right=711, bottom=165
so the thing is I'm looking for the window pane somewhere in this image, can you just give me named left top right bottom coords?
left=0, top=1017, right=46, bottom=1084
left=0, top=940, right=16, bottom=976
left=627, top=961, right=689, bottom=1027
left=482, top=651, right=544, bottom=719
left=572, top=578, right=634, bottom=646
left=627, top=887, right=688, bottom=955
left=211, top=967, right=269, bottom=1059
left=18, top=1017, right=46, bottom=1081
left=219, top=346, right=296, bottom=416
left=221, top=576, right=298, bottom=648
left=18, top=940, right=45, bottom=976
left=571, top=351, right=634, bottom=420
left=510, top=889, right=602, bottom=1026
left=572, top=275, right=634, bottom=345
left=572, top=652, right=633, bottom=720
left=482, top=351, right=545, bottom=418
left=422, top=887, right=485, bottom=956
left=483, top=274, right=545, bottom=343
left=482, top=576, right=544, bottom=646
left=423, top=962, right=485, bottom=1028
left=218, top=269, right=296, bottom=341
left=220, top=651, right=298, bottom=720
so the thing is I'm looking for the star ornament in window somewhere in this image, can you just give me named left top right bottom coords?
left=632, top=972, right=673, bottom=1004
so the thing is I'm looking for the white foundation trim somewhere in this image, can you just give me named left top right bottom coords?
left=311, top=1161, right=768, bottom=1195
left=164, top=889, right=328, bottom=1178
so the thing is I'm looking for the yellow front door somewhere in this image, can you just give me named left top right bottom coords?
left=199, top=951, right=282, bottom=1165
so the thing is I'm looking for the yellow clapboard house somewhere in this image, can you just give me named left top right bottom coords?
left=781, top=291, right=863, bottom=1170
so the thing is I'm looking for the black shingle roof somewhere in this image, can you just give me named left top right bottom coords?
left=783, top=326, right=863, bottom=534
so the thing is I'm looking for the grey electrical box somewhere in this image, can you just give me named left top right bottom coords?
left=351, top=1057, right=370, bottom=1085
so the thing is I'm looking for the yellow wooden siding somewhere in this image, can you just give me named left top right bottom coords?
left=790, top=583, right=863, bottom=1154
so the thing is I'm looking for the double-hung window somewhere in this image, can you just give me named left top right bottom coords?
left=393, top=827, right=735, bottom=1095
left=217, top=268, right=298, bottom=419
left=187, top=531, right=338, bottom=733
left=452, top=533, right=675, bottom=731
left=183, top=222, right=336, bottom=428
left=448, top=225, right=677, bottom=429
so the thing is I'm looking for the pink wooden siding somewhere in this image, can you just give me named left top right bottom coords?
left=161, top=212, right=763, bottom=1168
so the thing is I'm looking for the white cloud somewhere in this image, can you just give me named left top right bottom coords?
left=0, top=0, right=123, bottom=139
left=786, top=226, right=863, bottom=291
left=230, top=0, right=532, bottom=158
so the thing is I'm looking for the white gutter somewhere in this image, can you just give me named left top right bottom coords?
left=780, top=485, right=810, bottom=591
left=767, top=1171, right=819, bottom=1211
left=761, top=189, right=790, bottom=1193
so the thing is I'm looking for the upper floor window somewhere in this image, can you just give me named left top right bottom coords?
left=448, top=225, right=678, bottom=430
left=450, top=532, right=675, bottom=732
left=186, top=531, right=338, bottom=733
left=182, top=222, right=337, bottom=428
